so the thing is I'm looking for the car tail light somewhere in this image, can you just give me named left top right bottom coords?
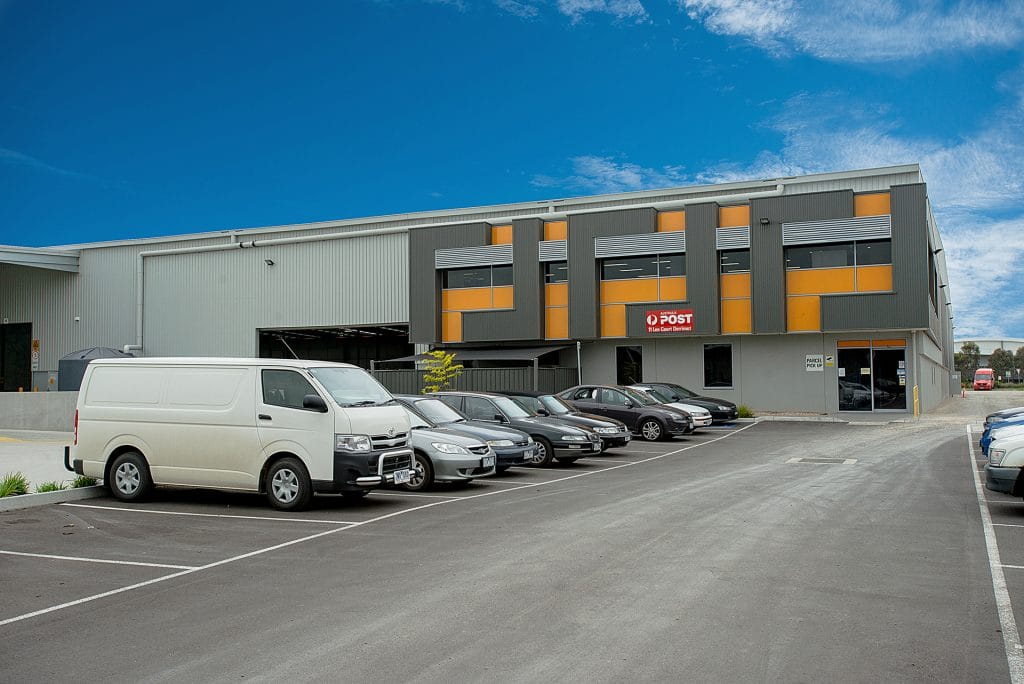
left=74, top=409, right=78, bottom=446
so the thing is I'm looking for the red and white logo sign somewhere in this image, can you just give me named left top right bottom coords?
left=645, top=308, right=694, bottom=333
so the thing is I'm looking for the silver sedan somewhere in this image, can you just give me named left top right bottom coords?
left=401, top=407, right=496, bottom=491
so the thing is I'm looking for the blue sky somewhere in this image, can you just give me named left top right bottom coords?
left=1, top=0, right=1023, bottom=339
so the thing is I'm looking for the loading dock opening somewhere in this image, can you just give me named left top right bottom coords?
left=257, top=325, right=412, bottom=370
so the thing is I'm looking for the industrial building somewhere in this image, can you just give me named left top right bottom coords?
left=0, top=164, right=955, bottom=416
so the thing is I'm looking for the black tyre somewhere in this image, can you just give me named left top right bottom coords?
left=495, top=465, right=510, bottom=473
left=639, top=418, right=664, bottom=442
left=401, top=452, right=434, bottom=492
left=265, top=457, right=312, bottom=511
left=108, top=451, right=152, bottom=502
left=533, top=436, right=555, bottom=467
left=341, top=491, right=368, bottom=501
left=555, top=457, right=579, bottom=465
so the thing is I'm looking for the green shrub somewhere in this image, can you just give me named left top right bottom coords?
left=71, top=475, right=98, bottom=488
left=36, top=480, right=68, bottom=493
left=737, top=405, right=755, bottom=419
left=0, top=472, right=30, bottom=497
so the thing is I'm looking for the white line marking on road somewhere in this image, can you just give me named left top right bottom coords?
left=0, top=550, right=196, bottom=570
left=368, top=491, right=456, bottom=499
left=967, top=425, right=1024, bottom=683
left=576, top=458, right=632, bottom=464
left=59, top=503, right=357, bottom=525
left=0, top=422, right=759, bottom=629
left=472, top=479, right=549, bottom=485
left=1002, top=565, right=1024, bottom=570
left=995, top=524, right=1024, bottom=529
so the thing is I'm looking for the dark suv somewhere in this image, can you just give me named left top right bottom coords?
left=558, top=385, right=693, bottom=441
left=640, top=382, right=738, bottom=424
left=499, top=390, right=631, bottom=451
left=432, top=391, right=602, bottom=466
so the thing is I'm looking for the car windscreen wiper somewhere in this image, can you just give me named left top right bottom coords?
left=343, top=400, right=378, bottom=407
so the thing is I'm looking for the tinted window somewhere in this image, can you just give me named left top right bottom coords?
left=413, top=398, right=465, bottom=424
left=598, top=388, right=630, bottom=405
left=262, top=370, right=320, bottom=410
left=659, top=253, right=685, bottom=277
left=444, top=267, right=491, bottom=288
left=785, top=243, right=854, bottom=269
left=720, top=250, right=750, bottom=273
left=703, top=344, right=733, bottom=388
left=514, top=396, right=544, bottom=413
left=494, top=396, right=530, bottom=418
left=856, top=240, right=891, bottom=266
left=602, top=256, right=658, bottom=280
left=491, top=265, right=513, bottom=286
left=435, top=395, right=463, bottom=412
left=545, top=261, right=568, bottom=283
left=539, top=395, right=572, bottom=415
left=463, top=396, right=498, bottom=421
left=571, top=388, right=594, bottom=401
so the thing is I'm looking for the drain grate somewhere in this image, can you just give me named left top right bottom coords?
left=786, top=457, right=857, bottom=465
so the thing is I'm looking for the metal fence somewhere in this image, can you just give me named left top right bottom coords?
left=373, top=367, right=579, bottom=395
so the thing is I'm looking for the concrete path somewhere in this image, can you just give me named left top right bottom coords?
left=0, top=430, right=76, bottom=489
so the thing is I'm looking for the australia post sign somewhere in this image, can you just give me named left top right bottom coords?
left=645, top=308, right=694, bottom=333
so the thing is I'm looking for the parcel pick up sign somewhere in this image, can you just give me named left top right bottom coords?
left=645, top=308, right=694, bottom=333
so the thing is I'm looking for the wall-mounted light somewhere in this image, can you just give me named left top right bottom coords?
left=933, top=248, right=943, bottom=255
left=264, top=259, right=275, bottom=266
left=939, top=283, right=947, bottom=288
left=759, top=217, right=770, bottom=225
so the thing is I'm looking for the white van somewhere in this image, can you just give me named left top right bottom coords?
left=65, top=358, right=414, bottom=511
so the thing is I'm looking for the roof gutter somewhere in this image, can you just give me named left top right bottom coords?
left=131, top=184, right=784, bottom=353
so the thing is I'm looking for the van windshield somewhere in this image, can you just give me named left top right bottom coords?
left=308, top=367, right=394, bottom=407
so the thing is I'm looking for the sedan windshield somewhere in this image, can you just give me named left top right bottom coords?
left=404, top=406, right=431, bottom=428
left=663, top=383, right=699, bottom=399
left=493, top=396, right=531, bottom=418
left=413, top=398, right=466, bottom=424
left=643, top=387, right=674, bottom=404
left=308, top=367, right=394, bottom=407
left=539, top=395, right=573, bottom=415
left=513, top=396, right=545, bottom=414
left=622, top=387, right=659, bottom=406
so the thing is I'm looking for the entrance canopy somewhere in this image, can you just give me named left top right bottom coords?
left=0, top=245, right=79, bottom=273
left=379, top=345, right=573, bottom=365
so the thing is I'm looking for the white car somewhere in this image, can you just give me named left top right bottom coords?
left=986, top=432, right=1024, bottom=499
left=630, top=385, right=714, bottom=430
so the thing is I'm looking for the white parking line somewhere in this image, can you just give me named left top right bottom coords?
left=576, top=458, right=632, bottom=464
left=369, top=491, right=457, bottom=499
left=967, top=425, right=1024, bottom=683
left=0, top=421, right=759, bottom=629
left=1002, top=565, right=1024, bottom=570
left=994, top=524, right=1024, bottom=529
left=60, top=503, right=356, bottom=525
left=0, top=550, right=197, bottom=571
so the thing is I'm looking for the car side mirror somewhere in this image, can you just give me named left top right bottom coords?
left=623, top=399, right=634, bottom=408
left=303, top=394, right=328, bottom=412
left=494, top=414, right=507, bottom=423
left=536, top=408, right=550, bottom=416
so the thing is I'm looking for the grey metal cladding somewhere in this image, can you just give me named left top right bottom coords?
left=820, top=183, right=929, bottom=331
left=408, top=223, right=489, bottom=344
left=782, top=215, right=891, bottom=246
left=716, top=227, right=750, bottom=250
left=780, top=189, right=853, bottom=222
left=683, top=203, right=719, bottom=335
left=594, top=232, right=685, bottom=257
left=539, top=240, right=567, bottom=262
left=567, top=208, right=656, bottom=339
left=462, top=218, right=544, bottom=343
left=750, top=196, right=785, bottom=333
left=434, top=243, right=513, bottom=269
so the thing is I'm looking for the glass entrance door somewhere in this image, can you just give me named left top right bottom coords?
left=837, top=348, right=872, bottom=411
left=872, top=349, right=907, bottom=410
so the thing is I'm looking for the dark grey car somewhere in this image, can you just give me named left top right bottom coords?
left=558, top=385, right=693, bottom=441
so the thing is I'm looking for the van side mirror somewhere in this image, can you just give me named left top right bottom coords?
left=303, top=394, right=328, bottom=412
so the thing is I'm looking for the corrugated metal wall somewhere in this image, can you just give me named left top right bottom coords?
left=750, top=196, right=786, bottom=333
left=681, top=202, right=719, bottom=335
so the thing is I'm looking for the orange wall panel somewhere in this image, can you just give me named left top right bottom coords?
left=720, top=272, right=751, bottom=299
left=600, top=304, right=626, bottom=337
left=545, top=283, right=569, bottom=307
left=787, top=295, right=821, bottom=332
left=544, top=221, right=567, bottom=241
left=854, top=192, right=891, bottom=217
left=786, top=267, right=856, bottom=295
left=492, top=286, right=514, bottom=309
left=442, top=287, right=492, bottom=311
left=441, top=312, right=462, bottom=343
left=872, top=339, right=906, bottom=348
left=856, top=265, right=893, bottom=292
left=721, top=298, right=752, bottom=334
left=491, top=224, right=513, bottom=245
left=659, top=276, right=686, bottom=301
left=601, top=279, right=659, bottom=304
left=719, top=205, right=750, bottom=228
left=837, top=340, right=870, bottom=348
left=658, top=211, right=685, bottom=232
left=545, top=307, right=569, bottom=339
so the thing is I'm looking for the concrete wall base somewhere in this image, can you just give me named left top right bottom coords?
left=0, top=392, right=77, bottom=431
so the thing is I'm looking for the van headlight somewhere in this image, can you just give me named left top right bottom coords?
left=432, top=442, right=469, bottom=455
left=990, top=448, right=1006, bottom=466
left=335, top=434, right=372, bottom=452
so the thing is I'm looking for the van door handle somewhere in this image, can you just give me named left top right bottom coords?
left=258, top=414, right=272, bottom=421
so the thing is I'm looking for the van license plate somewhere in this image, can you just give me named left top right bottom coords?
left=392, top=469, right=411, bottom=485
left=482, top=455, right=495, bottom=468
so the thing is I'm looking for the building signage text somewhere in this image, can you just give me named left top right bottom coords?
left=645, top=309, right=694, bottom=333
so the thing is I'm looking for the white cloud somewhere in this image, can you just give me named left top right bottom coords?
left=493, top=0, right=540, bottom=19
left=680, top=0, right=1024, bottom=62
left=532, top=155, right=686, bottom=193
left=556, top=0, right=648, bottom=23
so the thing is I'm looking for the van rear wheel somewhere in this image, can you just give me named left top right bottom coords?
left=109, top=451, right=152, bottom=502
left=265, top=457, right=312, bottom=511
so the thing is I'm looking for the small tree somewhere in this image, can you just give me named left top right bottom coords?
left=955, top=341, right=981, bottom=379
left=421, top=350, right=463, bottom=394
left=989, top=348, right=1015, bottom=381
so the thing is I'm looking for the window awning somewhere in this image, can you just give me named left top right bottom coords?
left=379, top=345, right=573, bottom=364
left=0, top=245, right=80, bottom=273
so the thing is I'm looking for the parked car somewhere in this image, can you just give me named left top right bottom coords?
left=629, top=385, right=713, bottom=431
left=985, top=406, right=1024, bottom=430
left=636, top=382, right=738, bottom=423
left=981, top=418, right=1024, bottom=456
left=558, top=385, right=693, bottom=441
left=398, top=404, right=496, bottom=491
left=497, top=389, right=632, bottom=451
left=432, top=391, right=603, bottom=466
left=986, top=432, right=1024, bottom=498
left=394, top=395, right=536, bottom=471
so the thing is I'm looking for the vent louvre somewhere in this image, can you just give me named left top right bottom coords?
left=782, top=215, right=891, bottom=246
left=594, top=232, right=685, bottom=258
left=539, top=240, right=567, bottom=262
left=435, top=244, right=514, bottom=269
left=716, top=226, right=750, bottom=250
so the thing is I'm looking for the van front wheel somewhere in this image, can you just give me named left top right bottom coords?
left=265, top=457, right=312, bottom=511
left=109, top=451, right=152, bottom=502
